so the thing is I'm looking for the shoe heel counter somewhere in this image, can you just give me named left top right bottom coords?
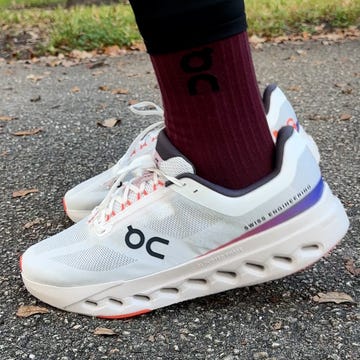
left=267, top=87, right=299, bottom=139
left=281, top=127, right=321, bottom=194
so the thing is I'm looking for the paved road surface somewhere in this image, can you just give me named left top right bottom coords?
left=0, top=40, right=359, bottom=360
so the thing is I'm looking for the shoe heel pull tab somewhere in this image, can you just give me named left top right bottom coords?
left=129, top=101, right=164, bottom=117
left=263, top=83, right=278, bottom=115
left=275, top=126, right=295, bottom=149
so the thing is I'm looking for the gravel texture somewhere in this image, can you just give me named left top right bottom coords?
left=0, top=39, right=359, bottom=360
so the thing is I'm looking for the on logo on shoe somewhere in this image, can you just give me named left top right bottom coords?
left=125, top=225, right=169, bottom=259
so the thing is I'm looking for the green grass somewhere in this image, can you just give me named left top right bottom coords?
left=49, top=5, right=140, bottom=52
left=0, top=0, right=65, bottom=8
left=246, top=0, right=360, bottom=36
left=0, top=4, right=141, bottom=54
left=0, top=0, right=359, bottom=56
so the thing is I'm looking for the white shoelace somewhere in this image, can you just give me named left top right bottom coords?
left=89, top=101, right=173, bottom=235
left=129, top=101, right=164, bottom=117
left=90, top=154, right=183, bottom=235
left=111, top=102, right=164, bottom=176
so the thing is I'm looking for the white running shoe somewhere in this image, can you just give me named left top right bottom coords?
left=21, top=126, right=348, bottom=318
left=63, top=84, right=320, bottom=222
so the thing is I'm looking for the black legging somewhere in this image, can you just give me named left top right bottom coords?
left=129, top=0, right=247, bottom=54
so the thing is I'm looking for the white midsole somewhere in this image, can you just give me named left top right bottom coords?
left=23, top=182, right=348, bottom=317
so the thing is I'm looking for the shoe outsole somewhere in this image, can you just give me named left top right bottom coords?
left=23, top=183, right=348, bottom=318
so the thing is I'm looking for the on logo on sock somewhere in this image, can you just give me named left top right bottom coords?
left=180, top=47, right=220, bottom=96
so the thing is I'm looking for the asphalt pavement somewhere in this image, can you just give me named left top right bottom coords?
left=0, top=39, right=359, bottom=360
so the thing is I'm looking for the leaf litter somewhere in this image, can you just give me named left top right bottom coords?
left=340, top=114, right=352, bottom=121
left=97, top=118, right=121, bottom=128
left=313, top=292, right=355, bottom=304
left=71, top=86, right=80, bottom=93
left=16, top=305, right=49, bottom=317
left=12, top=128, right=43, bottom=136
left=12, top=188, right=39, bottom=198
left=0, top=115, right=17, bottom=122
left=94, top=327, right=117, bottom=336
left=345, top=258, right=360, bottom=276
left=26, top=74, right=45, bottom=82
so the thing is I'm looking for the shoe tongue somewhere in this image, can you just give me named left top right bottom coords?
left=155, top=130, right=195, bottom=177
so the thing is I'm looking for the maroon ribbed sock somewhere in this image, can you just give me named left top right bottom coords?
left=150, top=32, right=275, bottom=189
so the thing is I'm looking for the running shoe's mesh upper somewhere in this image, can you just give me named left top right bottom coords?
left=159, top=157, right=194, bottom=177
left=140, top=195, right=221, bottom=239
left=53, top=245, right=136, bottom=271
left=34, top=227, right=89, bottom=254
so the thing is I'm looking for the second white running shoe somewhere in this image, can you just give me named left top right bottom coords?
left=21, top=126, right=348, bottom=318
left=63, top=84, right=320, bottom=222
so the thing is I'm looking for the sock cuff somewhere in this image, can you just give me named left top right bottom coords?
left=129, top=0, right=247, bottom=54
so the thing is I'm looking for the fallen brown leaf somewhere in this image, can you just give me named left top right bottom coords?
left=45, top=58, right=62, bottom=68
left=94, top=327, right=117, bottom=336
left=308, top=114, right=332, bottom=121
left=70, top=49, right=94, bottom=60
left=271, top=321, right=282, bottom=330
left=345, top=259, right=360, bottom=276
left=287, top=85, right=301, bottom=92
left=103, top=45, right=126, bottom=57
left=335, top=83, right=347, bottom=88
left=148, top=335, right=155, bottom=342
left=128, top=99, right=138, bottom=106
left=324, top=33, right=343, bottom=41
left=342, top=88, right=353, bottom=94
left=87, top=60, right=106, bottom=69
left=313, top=291, right=355, bottom=304
left=12, top=128, right=43, bottom=136
left=23, top=218, right=43, bottom=229
left=26, top=74, right=44, bottom=82
left=12, top=188, right=39, bottom=198
left=109, top=349, right=120, bottom=354
left=62, top=60, right=78, bottom=68
left=30, top=95, right=41, bottom=102
left=111, top=88, right=128, bottom=95
left=16, top=305, right=49, bottom=317
left=340, top=114, right=352, bottom=121
left=273, top=35, right=290, bottom=43
left=0, top=115, right=17, bottom=121
left=302, top=31, right=311, bottom=40
left=97, top=118, right=121, bottom=128
left=98, top=85, right=110, bottom=91
left=130, top=41, right=146, bottom=52
left=0, top=150, right=9, bottom=156
left=71, top=86, right=80, bottom=93
left=249, top=34, right=266, bottom=45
